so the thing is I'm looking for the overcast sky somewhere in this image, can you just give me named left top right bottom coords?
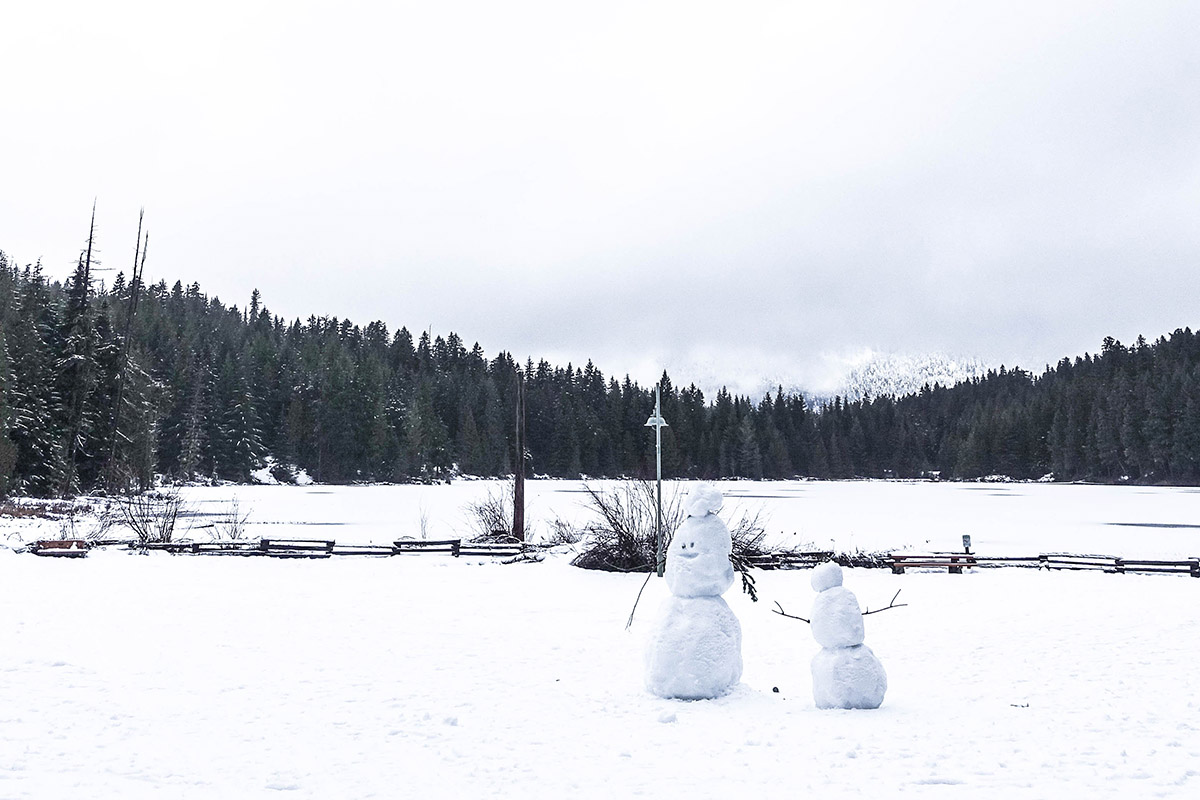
left=4, top=1, right=1199, bottom=397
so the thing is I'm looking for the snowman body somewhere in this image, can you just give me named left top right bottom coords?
left=808, top=562, right=887, bottom=709
left=644, top=486, right=743, bottom=700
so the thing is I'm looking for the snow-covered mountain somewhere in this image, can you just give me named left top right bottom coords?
left=667, top=350, right=991, bottom=405
left=820, top=351, right=990, bottom=403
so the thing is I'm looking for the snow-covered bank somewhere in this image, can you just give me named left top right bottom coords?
left=1, top=554, right=1197, bottom=799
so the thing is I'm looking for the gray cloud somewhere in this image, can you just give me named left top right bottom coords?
left=3, top=1, right=1198, bottom=398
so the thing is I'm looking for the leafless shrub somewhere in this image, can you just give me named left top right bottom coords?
left=465, top=480, right=528, bottom=542
left=117, top=491, right=187, bottom=545
left=418, top=502, right=430, bottom=540
left=212, top=498, right=251, bottom=541
left=570, top=480, right=685, bottom=572
left=57, top=500, right=119, bottom=542
left=573, top=481, right=775, bottom=586
left=544, top=515, right=584, bottom=546
left=726, top=506, right=772, bottom=602
left=833, top=549, right=892, bottom=569
left=57, top=505, right=82, bottom=541
left=0, top=499, right=77, bottom=519
left=728, top=506, right=771, bottom=557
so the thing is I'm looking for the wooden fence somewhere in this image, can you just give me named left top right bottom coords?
left=28, top=539, right=1200, bottom=578
left=891, top=551, right=1200, bottom=577
left=33, top=537, right=537, bottom=560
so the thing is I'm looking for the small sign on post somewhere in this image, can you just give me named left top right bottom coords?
left=962, top=534, right=972, bottom=554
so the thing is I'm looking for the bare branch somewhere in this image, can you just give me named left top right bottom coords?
left=772, top=601, right=810, bottom=624
left=625, top=571, right=654, bottom=630
left=861, top=589, right=908, bottom=616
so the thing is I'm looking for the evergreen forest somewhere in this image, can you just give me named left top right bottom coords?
left=3, top=243, right=1200, bottom=498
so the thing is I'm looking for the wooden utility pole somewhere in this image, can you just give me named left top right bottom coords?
left=512, top=370, right=526, bottom=542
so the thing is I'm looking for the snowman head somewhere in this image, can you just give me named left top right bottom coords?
left=682, top=483, right=724, bottom=518
left=665, top=485, right=734, bottom=597
left=810, top=561, right=843, bottom=593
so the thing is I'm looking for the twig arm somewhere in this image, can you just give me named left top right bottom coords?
left=625, top=571, right=655, bottom=630
left=861, top=589, right=908, bottom=616
left=771, top=601, right=810, bottom=624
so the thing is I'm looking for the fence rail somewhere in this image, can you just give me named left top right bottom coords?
left=891, top=551, right=1199, bottom=577
left=25, top=537, right=543, bottom=560
left=745, top=551, right=835, bottom=570
left=25, top=538, right=1200, bottom=577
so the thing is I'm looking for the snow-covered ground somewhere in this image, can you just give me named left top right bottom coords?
left=2, top=481, right=1199, bottom=798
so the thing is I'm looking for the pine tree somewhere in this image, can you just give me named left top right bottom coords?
left=122, top=351, right=162, bottom=491
left=736, top=414, right=763, bottom=479
left=77, top=301, right=123, bottom=490
left=58, top=249, right=101, bottom=495
left=405, top=379, right=450, bottom=479
left=0, top=326, right=16, bottom=496
left=174, top=360, right=210, bottom=480
left=8, top=265, right=66, bottom=495
left=216, top=356, right=265, bottom=482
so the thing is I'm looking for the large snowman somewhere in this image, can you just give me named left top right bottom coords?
left=644, top=484, right=743, bottom=700
left=808, top=561, right=887, bottom=709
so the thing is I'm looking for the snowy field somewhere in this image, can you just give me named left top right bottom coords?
left=2, top=481, right=1199, bottom=798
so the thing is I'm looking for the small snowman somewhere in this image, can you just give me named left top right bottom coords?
left=808, top=562, right=887, bottom=709
left=644, top=484, right=743, bottom=700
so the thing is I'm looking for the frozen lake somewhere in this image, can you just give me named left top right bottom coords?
left=160, top=479, right=1200, bottom=559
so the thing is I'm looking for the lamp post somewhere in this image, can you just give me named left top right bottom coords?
left=644, top=383, right=669, bottom=577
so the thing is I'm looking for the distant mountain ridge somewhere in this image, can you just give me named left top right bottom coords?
left=815, top=352, right=991, bottom=404
left=702, top=351, right=992, bottom=406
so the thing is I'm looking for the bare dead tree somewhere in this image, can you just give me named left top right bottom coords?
left=106, top=211, right=148, bottom=493
left=60, top=201, right=99, bottom=496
